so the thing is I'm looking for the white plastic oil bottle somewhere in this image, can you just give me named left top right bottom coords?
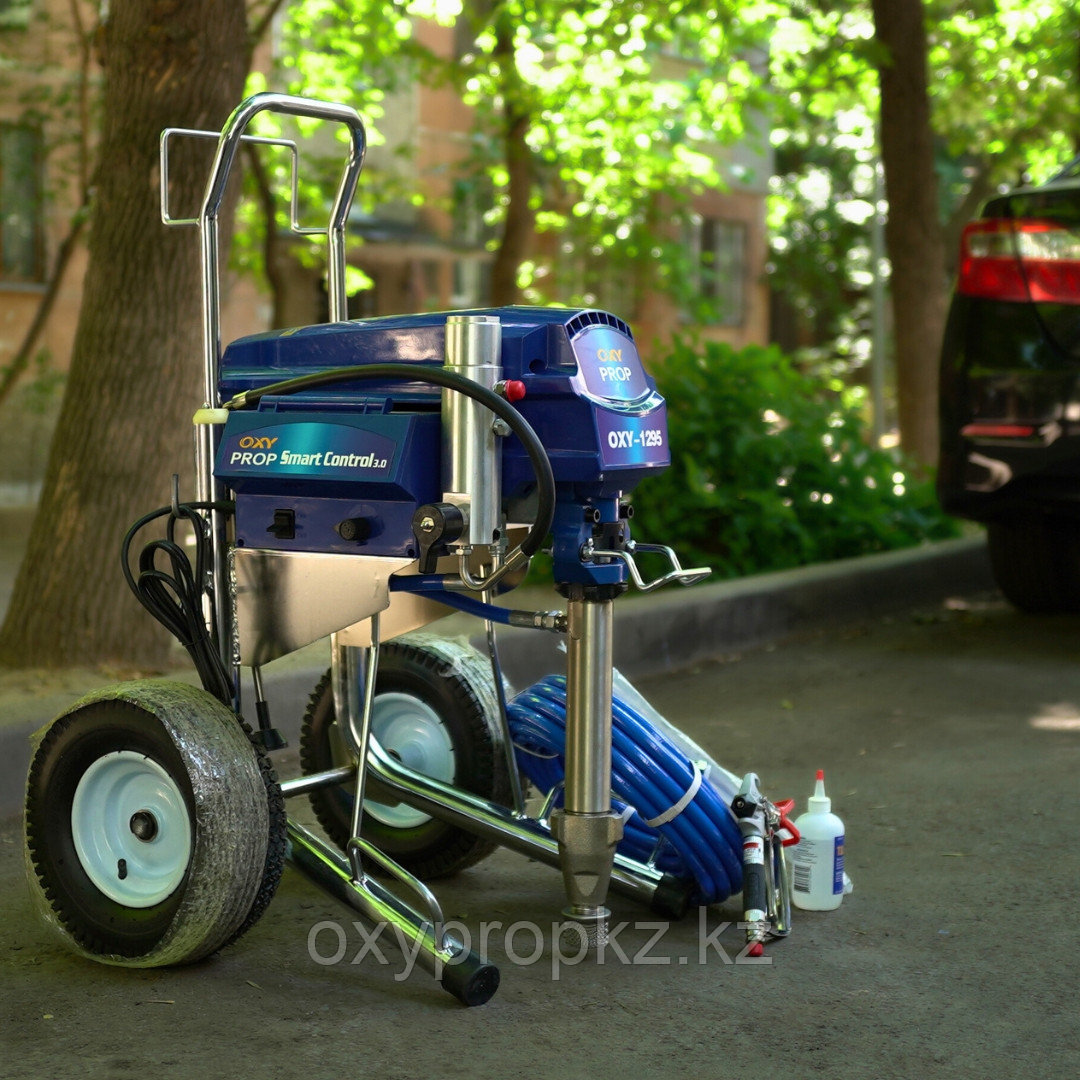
left=791, top=769, right=845, bottom=911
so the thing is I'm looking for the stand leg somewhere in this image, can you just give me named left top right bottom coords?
left=309, top=621, right=500, bottom=1004
left=286, top=819, right=499, bottom=1006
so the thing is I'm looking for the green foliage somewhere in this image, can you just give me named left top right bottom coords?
left=767, top=0, right=1080, bottom=375
left=630, top=338, right=959, bottom=578
left=271, top=0, right=775, bottom=314
left=928, top=0, right=1079, bottom=184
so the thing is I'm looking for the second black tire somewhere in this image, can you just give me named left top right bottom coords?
left=299, top=637, right=511, bottom=879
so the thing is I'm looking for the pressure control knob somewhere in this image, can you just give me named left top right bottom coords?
left=335, top=516, right=371, bottom=542
left=412, top=502, right=466, bottom=573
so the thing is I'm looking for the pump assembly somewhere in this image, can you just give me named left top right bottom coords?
left=23, top=93, right=796, bottom=1005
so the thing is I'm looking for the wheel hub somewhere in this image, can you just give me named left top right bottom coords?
left=365, top=692, right=456, bottom=829
left=71, top=750, right=192, bottom=908
left=129, top=810, right=159, bottom=842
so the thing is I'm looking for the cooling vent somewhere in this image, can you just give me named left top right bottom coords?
left=565, top=310, right=633, bottom=341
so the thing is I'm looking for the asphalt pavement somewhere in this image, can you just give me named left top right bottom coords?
left=3, top=535, right=1078, bottom=1078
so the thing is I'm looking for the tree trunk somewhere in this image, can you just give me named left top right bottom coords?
left=0, top=0, right=249, bottom=669
left=872, top=0, right=948, bottom=466
left=489, top=12, right=533, bottom=307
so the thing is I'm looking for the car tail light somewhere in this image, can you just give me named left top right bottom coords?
left=960, top=422, right=1037, bottom=439
left=957, top=218, right=1080, bottom=304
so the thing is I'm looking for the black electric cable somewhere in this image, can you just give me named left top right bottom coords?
left=121, top=499, right=235, bottom=706
left=224, top=363, right=556, bottom=558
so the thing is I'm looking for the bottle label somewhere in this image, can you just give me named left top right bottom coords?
left=792, top=833, right=845, bottom=896
left=833, top=834, right=845, bottom=895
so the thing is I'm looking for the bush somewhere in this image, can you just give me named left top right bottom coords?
left=629, top=338, right=958, bottom=578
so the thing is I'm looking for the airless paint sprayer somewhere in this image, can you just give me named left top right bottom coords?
left=24, top=94, right=799, bottom=1005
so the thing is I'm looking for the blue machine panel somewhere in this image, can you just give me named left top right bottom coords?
left=216, top=308, right=672, bottom=574
left=219, top=308, right=670, bottom=492
left=215, top=406, right=440, bottom=555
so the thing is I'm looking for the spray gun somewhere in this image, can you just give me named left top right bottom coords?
left=731, top=773, right=799, bottom=955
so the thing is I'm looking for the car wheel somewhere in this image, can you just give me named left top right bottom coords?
left=986, top=516, right=1080, bottom=613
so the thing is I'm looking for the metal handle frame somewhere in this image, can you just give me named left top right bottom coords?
left=159, top=92, right=368, bottom=689
left=159, top=95, right=501, bottom=999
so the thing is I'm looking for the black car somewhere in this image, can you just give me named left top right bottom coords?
left=938, top=158, right=1080, bottom=611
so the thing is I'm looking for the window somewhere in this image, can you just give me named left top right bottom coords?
left=688, top=214, right=747, bottom=327
left=1, top=123, right=44, bottom=282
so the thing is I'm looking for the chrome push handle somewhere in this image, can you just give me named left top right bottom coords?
left=580, top=539, right=711, bottom=593
left=159, top=91, right=368, bottom=405
left=160, top=130, right=326, bottom=237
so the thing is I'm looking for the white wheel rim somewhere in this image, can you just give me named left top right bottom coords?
left=366, top=692, right=456, bottom=829
left=71, top=750, right=192, bottom=908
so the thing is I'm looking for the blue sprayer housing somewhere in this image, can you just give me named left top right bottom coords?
left=215, top=307, right=670, bottom=562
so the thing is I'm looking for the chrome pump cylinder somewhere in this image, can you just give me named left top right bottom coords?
left=550, top=597, right=623, bottom=944
left=563, top=599, right=614, bottom=814
left=442, top=313, right=503, bottom=547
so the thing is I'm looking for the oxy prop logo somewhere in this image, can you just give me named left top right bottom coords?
left=230, top=434, right=280, bottom=466
left=223, top=422, right=393, bottom=473
left=573, top=327, right=649, bottom=404
left=595, top=347, right=634, bottom=385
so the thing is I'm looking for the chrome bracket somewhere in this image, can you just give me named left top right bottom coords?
left=580, top=539, right=710, bottom=592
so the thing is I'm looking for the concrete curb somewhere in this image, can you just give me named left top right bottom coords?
left=0, top=535, right=993, bottom=819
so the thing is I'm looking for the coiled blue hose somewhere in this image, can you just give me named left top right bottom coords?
left=507, top=675, right=744, bottom=905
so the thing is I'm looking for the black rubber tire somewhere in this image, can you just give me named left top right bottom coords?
left=223, top=718, right=288, bottom=949
left=25, top=681, right=285, bottom=966
left=299, top=638, right=510, bottom=879
left=987, top=516, right=1080, bottom=613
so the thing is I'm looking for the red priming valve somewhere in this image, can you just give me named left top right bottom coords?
left=497, top=380, right=526, bottom=403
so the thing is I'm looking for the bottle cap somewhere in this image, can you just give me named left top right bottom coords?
left=808, top=768, right=831, bottom=813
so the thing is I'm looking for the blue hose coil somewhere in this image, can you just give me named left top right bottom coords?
left=507, top=675, right=744, bottom=905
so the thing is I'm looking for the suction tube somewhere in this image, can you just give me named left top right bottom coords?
left=507, top=675, right=744, bottom=905
left=223, top=363, right=555, bottom=561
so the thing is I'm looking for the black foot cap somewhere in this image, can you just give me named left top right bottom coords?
left=651, top=873, right=694, bottom=921
left=441, top=953, right=500, bottom=1007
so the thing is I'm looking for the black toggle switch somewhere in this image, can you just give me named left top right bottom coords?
left=267, top=508, right=295, bottom=540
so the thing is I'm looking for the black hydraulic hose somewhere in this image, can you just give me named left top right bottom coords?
left=224, top=363, right=556, bottom=557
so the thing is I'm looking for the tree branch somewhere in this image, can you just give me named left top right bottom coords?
left=243, top=141, right=286, bottom=326
left=247, top=0, right=290, bottom=54
left=942, top=159, right=997, bottom=277
left=0, top=211, right=89, bottom=408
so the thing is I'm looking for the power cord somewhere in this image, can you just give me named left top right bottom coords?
left=121, top=491, right=235, bottom=706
